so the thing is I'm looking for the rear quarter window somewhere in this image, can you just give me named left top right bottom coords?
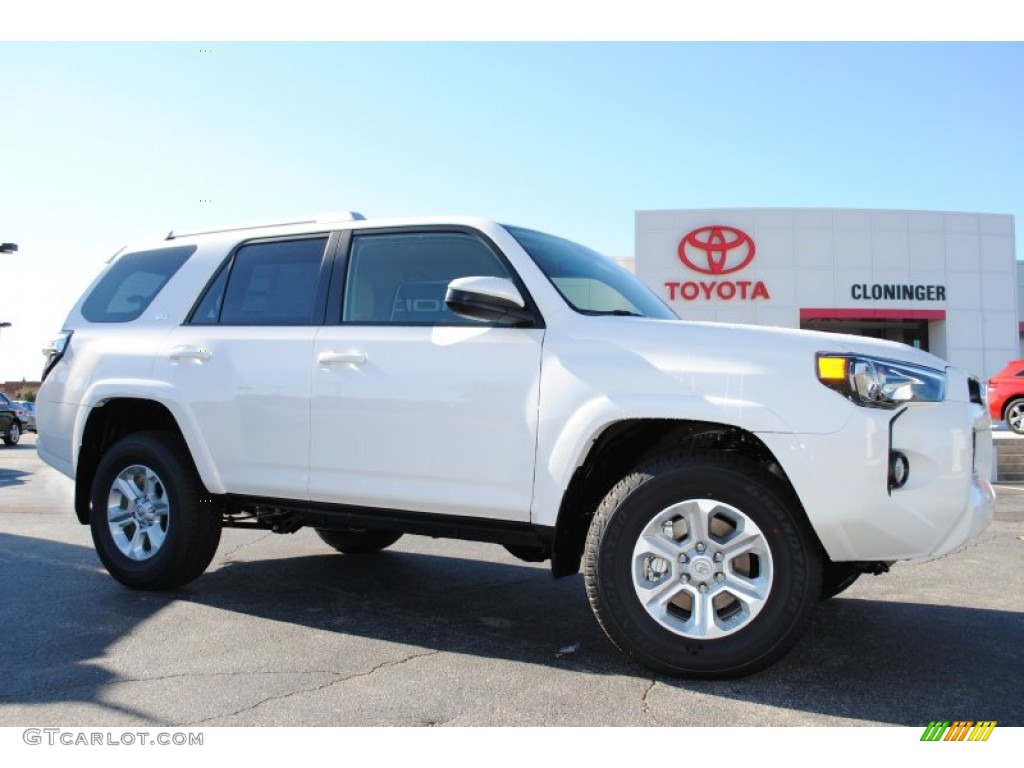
left=81, top=246, right=196, bottom=322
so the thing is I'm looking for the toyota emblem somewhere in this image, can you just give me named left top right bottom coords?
left=678, top=226, right=756, bottom=275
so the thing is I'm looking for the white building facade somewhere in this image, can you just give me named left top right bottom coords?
left=634, top=208, right=1018, bottom=381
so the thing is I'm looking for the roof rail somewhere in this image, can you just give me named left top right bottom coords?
left=165, top=211, right=366, bottom=240
left=315, top=210, right=367, bottom=223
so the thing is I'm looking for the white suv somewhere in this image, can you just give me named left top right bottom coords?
left=37, top=212, right=995, bottom=678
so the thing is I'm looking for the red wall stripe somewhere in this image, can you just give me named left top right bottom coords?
left=800, top=308, right=946, bottom=321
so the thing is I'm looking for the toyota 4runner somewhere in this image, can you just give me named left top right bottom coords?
left=36, top=212, right=996, bottom=678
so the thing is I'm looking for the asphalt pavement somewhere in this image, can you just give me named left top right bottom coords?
left=1, top=433, right=1022, bottom=726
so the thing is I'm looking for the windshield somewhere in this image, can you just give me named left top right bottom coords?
left=505, top=226, right=677, bottom=319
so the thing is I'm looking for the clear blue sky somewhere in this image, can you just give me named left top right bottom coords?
left=1, top=41, right=1022, bottom=382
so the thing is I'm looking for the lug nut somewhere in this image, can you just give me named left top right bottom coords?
left=713, top=552, right=723, bottom=562
left=695, top=542, right=706, bottom=553
left=678, top=553, right=688, bottom=563
left=680, top=573, right=689, bottom=583
left=715, top=573, right=725, bottom=582
left=698, top=583, right=708, bottom=593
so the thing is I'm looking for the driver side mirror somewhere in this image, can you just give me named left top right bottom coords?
left=445, top=276, right=534, bottom=326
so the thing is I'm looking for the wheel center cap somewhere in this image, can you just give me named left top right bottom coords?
left=690, top=556, right=714, bottom=579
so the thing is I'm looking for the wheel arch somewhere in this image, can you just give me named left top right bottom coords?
left=549, top=418, right=819, bottom=578
left=75, top=397, right=214, bottom=524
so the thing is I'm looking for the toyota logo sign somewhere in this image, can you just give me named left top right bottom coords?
left=666, top=225, right=769, bottom=302
left=678, top=226, right=756, bottom=275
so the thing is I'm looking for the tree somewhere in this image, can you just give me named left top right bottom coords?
left=13, top=387, right=37, bottom=402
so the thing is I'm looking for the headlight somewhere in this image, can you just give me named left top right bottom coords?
left=816, top=353, right=945, bottom=408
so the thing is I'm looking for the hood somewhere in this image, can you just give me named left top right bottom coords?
left=552, top=316, right=961, bottom=435
left=645, top=318, right=949, bottom=371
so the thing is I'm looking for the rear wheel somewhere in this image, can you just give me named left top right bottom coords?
left=315, top=528, right=403, bottom=554
left=584, top=452, right=822, bottom=678
left=3, top=421, right=20, bottom=446
left=1005, top=398, right=1024, bottom=434
left=90, top=432, right=221, bottom=590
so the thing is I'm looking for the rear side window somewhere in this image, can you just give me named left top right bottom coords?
left=192, top=237, right=329, bottom=326
left=81, top=246, right=195, bottom=322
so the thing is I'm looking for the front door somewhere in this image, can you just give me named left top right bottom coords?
left=308, top=229, right=544, bottom=521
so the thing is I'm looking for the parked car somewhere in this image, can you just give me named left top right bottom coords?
left=0, top=393, right=22, bottom=446
left=10, top=402, right=28, bottom=427
left=15, top=401, right=36, bottom=432
left=35, top=211, right=995, bottom=678
left=987, top=360, right=1024, bottom=433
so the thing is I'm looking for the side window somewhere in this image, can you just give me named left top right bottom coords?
left=192, top=237, right=328, bottom=326
left=81, top=246, right=195, bottom=322
left=342, top=232, right=511, bottom=325
left=189, top=261, right=230, bottom=325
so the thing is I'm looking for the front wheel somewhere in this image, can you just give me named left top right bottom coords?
left=90, top=432, right=221, bottom=590
left=584, top=452, right=822, bottom=679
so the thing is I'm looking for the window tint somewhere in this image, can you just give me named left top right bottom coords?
left=343, top=232, right=511, bottom=325
left=82, top=246, right=195, bottom=322
left=215, top=237, right=328, bottom=326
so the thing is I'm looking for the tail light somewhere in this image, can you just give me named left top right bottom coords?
left=41, top=331, right=72, bottom=382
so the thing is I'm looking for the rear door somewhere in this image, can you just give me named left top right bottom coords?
left=157, top=234, right=336, bottom=499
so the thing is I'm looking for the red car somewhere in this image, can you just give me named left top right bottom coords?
left=987, top=359, right=1024, bottom=433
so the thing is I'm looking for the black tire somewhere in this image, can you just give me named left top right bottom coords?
left=1005, top=398, right=1024, bottom=434
left=90, top=432, right=222, bottom=590
left=315, top=527, right=403, bottom=554
left=3, top=421, right=21, bottom=446
left=820, top=562, right=861, bottom=599
left=584, top=452, right=823, bottom=679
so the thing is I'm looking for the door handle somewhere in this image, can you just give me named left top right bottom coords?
left=169, top=346, right=212, bottom=362
left=318, top=351, right=367, bottom=367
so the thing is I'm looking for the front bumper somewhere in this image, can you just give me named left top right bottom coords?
left=759, top=396, right=995, bottom=563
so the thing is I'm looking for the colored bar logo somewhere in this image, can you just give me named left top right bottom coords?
left=921, top=721, right=997, bottom=741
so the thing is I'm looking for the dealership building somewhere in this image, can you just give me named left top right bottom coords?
left=631, top=208, right=1018, bottom=381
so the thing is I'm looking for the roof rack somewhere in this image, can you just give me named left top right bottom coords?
left=165, top=210, right=366, bottom=240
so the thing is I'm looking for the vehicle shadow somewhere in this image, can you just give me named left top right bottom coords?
left=0, top=532, right=163, bottom=722
left=0, top=468, right=30, bottom=488
left=1, top=440, right=37, bottom=451
left=197, top=548, right=1024, bottom=725
left=679, top=596, right=1024, bottom=725
left=2, top=532, right=1021, bottom=725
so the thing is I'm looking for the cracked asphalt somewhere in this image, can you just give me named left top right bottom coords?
left=2, top=434, right=1022, bottom=726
